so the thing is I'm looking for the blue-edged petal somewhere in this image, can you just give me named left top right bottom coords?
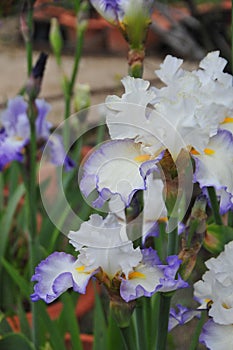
left=193, top=130, right=233, bottom=195
left=169, top=304, right=200, bottom=331
left=158, top=255, right=189, bottom=292
left=31, top=252, right=94, bottom=303
left=90, top=0, right=123, bottom=24
left=80, top=139, right=162, bottom=207
left=120, top=261, right=165, bottom=302
left=203, top=186, right=233, bottom=215
left=120, top=249, right=188, bottom=302
left=200, top=319, right=233, bottom=350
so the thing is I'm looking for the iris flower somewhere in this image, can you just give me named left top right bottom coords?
left=31, top=214, right=188, bottom=303
left=0, top=96, right=74, bottom=171
left=82, top=52, right=233, bottom=212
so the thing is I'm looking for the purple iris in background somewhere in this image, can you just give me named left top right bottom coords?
left=0, top=95, right=74, bottom=171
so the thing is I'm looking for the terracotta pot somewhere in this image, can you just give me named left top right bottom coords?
left=65, top=333, right=93, bottom=350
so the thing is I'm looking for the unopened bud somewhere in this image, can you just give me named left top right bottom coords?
left=26, top=52, right=48, bottom=99
left=74, top=84, right=90, bottom=111
left=204, top=224, right=233, bottom=254
left=178, top=241, right=201, bottom=280
left=49, top=18, right=63, bottom=66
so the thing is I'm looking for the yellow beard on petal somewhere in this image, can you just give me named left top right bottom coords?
left=204, top=148, right=215, bottom=155
left=134, top=154, right=151, bottom=163
left=128, top=271, right=145, bottom=279
left=76, top=265, right=85, bottom=272
left=221, top=117, right=233, bottom=124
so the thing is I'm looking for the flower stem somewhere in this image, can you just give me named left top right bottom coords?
left=23, top=2, right=41, bottom=347
left=207, top=186, right=222, bottom=225
left=135, top=302, right=147, bottom=350
left=63, top=16, right=87, bottom=149
left=228, top=210, right=233, bottom=226
left=120, top=326, right=135, bottom=350
left=128, top=47, right=145, bottom=78
left=167, top=219, right=178, bottom=256
left=155, top=293, right=172, bottom=350
left=27, top=99, right=40, bottom=349
left=188, top=311, right=206, bottom=350
left=25, top=1, right=34, bottom=76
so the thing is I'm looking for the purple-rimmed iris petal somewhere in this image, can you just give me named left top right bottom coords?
left=168, top=304, right=200, bottom=331
left=202, top=186, right=233, bottom=215
left=0, top=129, right=27, bottom=170
left=193, top=130, right=233, bottom=196
left=48, top=134, right=75, bottom=171
left=200, top=319, right=233, bottom=350
left=90, top=0, right=123, bottom=24
left=120, top=249, right=188, bottom=302
left=90, top=0, right=153, bottom=27
left=80, top=139, right=163, bottom=208
left=31, top=252, right=95, bottom=303
left=35, top=99, right=52, bottom=139
left=158, top=255, right=189, bottom=292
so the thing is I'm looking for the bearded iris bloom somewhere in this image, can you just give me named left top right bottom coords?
left=31, top=214, right=188, bottom=303
left=79, top=52, right=233, bottom=221
left=0, top=96, right=74, bottom=171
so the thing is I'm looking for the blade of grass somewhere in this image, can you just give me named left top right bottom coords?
left=60, top=293, right=83, bottom=350
left=93, top=292, right=107, bottom=350
left=1, top=257, right=30, bottom=299
left=0, top=183, right=25, bottom=271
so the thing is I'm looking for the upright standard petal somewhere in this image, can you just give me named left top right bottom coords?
left=69, top=214, right=142, bottom=278
left=154, top=55, right=184, bottom=85
left=106, top=76, right=158, bottom=145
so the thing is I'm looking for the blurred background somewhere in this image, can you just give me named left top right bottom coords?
left=0, top=0, right=231, bottom=126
